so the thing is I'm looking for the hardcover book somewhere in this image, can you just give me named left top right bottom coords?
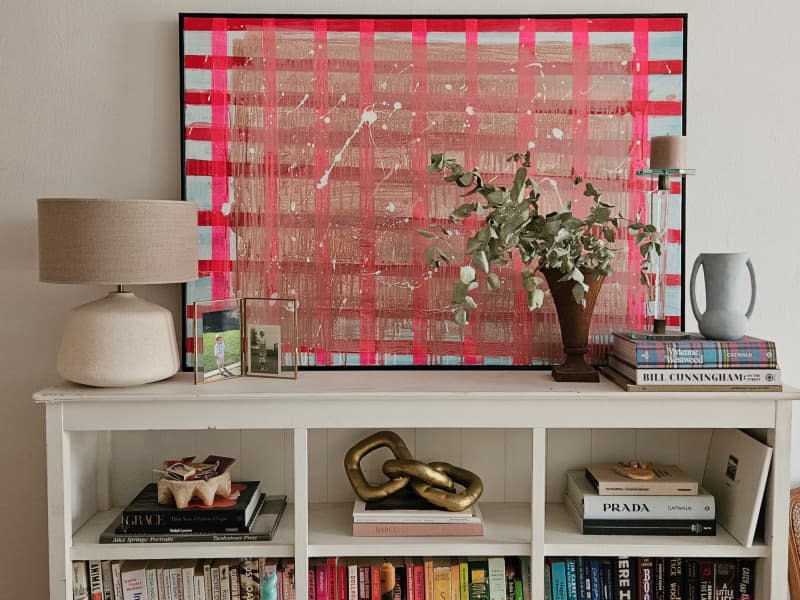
left=702, top=428, right=773, bottom=546
left=612, top=333, right=778, bottom=368
left=600, top=365, right=782, bottom=393
left=354, top=493, right=479, bottom=524
left=735, top=559, right=755, bottom=600
left=468, top=559, right=490, bottom=600
left=119, top=481, right=263, bottom=533
left=352, top=505, right=484, bottom=537
left=565, top=493, right=715, bottom=536
left=102, top=494, right=286, bottom=543
left=713, top=560, right=736, bottom=600
left=637, top=558, right=653, bottom=600
left=585, top=464, right=699, bottom=496
left=608, top=355, right=781, bottom=386
left=567, top=470, right=714, bottom=519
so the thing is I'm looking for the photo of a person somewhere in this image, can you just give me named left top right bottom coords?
left=247, top=324, right=281, bottom=376
left=198, top=304, right=242, bottom=383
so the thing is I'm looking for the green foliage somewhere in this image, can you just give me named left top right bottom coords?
left=421, top=153, right=661, bottom=324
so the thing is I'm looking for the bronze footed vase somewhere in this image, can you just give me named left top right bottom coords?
left=541, top=268, right=604, bottom=383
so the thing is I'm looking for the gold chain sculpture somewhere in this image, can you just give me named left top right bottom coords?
left=344, top=430, right=484, bottom=512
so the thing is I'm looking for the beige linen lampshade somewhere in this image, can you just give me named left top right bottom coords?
left=37, top=198, right=198, bottom=387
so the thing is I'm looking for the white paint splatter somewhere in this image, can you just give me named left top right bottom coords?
left=290, top=201, right=297, bottom=212
left=393, top=101, right=402, bottom=110
left=288, top=163, right=298, bottom=172
left=323, top=116, right=331, bottom=124
left=381, top=124, right=388, bottom=130
left=621, top=60, right=628, bottom=66
left=315, top=108, right=378, bottom=190
left=444, top=83, right=453, bottom=91
left=528, top=141, right=536, bottom=149
left=552, top=127, right=564, bottom=140
left=290, top=235, right=297, bottom=242
left=465, top=105, right=476, bottom=116
left=221, top=202, right=233, bottom=216
left=291, top=93, right=310, bottom=112
left=386, top=202, right=396, bottom=213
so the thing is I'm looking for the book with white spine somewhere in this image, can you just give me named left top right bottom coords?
left=567, top=470, right=715, bottom=520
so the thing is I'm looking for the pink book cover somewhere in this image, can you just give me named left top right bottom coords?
left=405, top=561, right=414, bottom=600
left=308, top=569, right=316, bottom=600
left=352, top=521, right=484, bottom=537
left=316, top=564, right=328, bottom=600
left=338, top=565, right=347, bottom=600
left=413, top=564, right=424, bottom=600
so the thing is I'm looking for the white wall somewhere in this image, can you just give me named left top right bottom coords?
left=2, top=0, right=799, bottom=596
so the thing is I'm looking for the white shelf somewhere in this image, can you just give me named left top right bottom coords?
left=543, top=503, right=768, bottom=558
left=70, top=507, right=295, bottom=561
left=308, top=502, right=531, bottom=557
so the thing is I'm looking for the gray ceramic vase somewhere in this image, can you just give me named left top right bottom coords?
left=690, top=252, right=756, bottom=340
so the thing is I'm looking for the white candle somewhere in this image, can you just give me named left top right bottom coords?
left=650, top=135, right=688, bottom=170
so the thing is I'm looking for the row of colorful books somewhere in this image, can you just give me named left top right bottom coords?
left=545, top=556, right=754, bottom=600
left=99, top=479, right=286, bottom=543
left=308, top=556, right=530, bottom=600
left=71, top=557, right=294, bottom=600
left=602, top=332, right=781, bottom=392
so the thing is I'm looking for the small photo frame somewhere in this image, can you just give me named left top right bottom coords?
left=193, top=297, right=298, bottom=383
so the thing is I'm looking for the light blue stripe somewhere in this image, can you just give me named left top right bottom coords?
left=427, top=32, right=465, bottom=44
left=186, top=176, right=212, bottom=210
left=198, top=227, right=212, bottom=260
left=185, top=105, right=212, bottom=126
left=184, top=69, right=212, bottom=91
left=484, top=356, right=513, bottom=365
left=183, top=31, right=211, bottom=55
left=477, top=32, right=518, bottom=45
left=666, top=242, right=681, bottom=275
left=648, top=75, right=683, bottom=101
left=665, top=285, right=681, bottom=317
left=648, top=116, right=682, bottom=137
left=589, top=32, right=632, bottom=46
left=185, top=140, right=212, bottom=161
left=668, top=195, right=682, bottom=229
left=536, top=32, right=572, bottom=43
left=649, top=31, right=684, bottom=60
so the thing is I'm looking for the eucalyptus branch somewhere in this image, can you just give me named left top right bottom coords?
left=421, top=152, right=660, bottom=323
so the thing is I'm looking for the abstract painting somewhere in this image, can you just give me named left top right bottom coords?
left=181, top=14, right=686, bottom=368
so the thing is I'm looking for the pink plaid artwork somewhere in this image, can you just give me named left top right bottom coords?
left=182, top=15, right=686, bottom=368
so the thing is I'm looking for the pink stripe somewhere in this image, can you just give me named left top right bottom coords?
left=410, top=19, right=429, bottom=365
left=462, top=19, right=480, bottom=365
left=262, top=20, right=280, bottom=295
left=514, top=19, right=536, bottom=365
left=312, top=19, right=331, bottom=366
left=571, top=20, right=590, bottom=177
left=210, top=19, right=230, bottom=300
left=358, top=20, right=377, bottom=366
left=627, top=18, right=651, bottom=330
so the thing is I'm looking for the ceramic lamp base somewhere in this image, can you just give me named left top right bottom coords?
left=56, top=292, right=180, bottom=387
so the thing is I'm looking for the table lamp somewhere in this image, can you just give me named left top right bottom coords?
left=37, top=198, right=198, bottom=387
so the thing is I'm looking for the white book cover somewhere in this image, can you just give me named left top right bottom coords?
left=487, top=558, right=506, bottom=600
left=352, top=498, right=480, bottom=524
left=121, top=561, right=148, bottom=600
left=101, top=561, right=115, bottom=600
left=73, top=562, right=90, bottom=600
left=144, top=564, right=159, bottom=600
left=566, top=470, right=716, bottom=519
left=702, top=428, right=773, bottom=546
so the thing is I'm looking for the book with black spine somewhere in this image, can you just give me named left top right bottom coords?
left=608, top=355, right=781, bottom=386
left=615, top=557, right=635, bottom=600
left=735, top=559, right=754, bottom=600
left=101, top=494, right=288, bottom=543
left=666, top=558, right=683, bottom=600
left=683, top=560, right=698, bottom=600
left=637, top=558, right=653, bottom=600
left=119, top=481, right=262, bottom=533
left=697, top=561, right=713, bottom=600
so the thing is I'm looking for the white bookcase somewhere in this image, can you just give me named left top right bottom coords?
left=35, top=371, right=795, bottom=599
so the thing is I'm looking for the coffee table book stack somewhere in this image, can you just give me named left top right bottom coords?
left=565, top=465, right=715, bottom=536
left=351, top=492, right=485, bottom=537
left=100, top=480, right=287, bottom=544
left=601, top=332, right=781, bottom=392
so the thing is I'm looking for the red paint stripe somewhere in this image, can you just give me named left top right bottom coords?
left=184, top=56, right=683, bottom=78
left=358, top=20, right=377, bottom=366
left=626, top=18, right=650, bottom=330
left=666, top=274, right=681, bottom=286
left=262, top=20, right=281, bottom=296
left=571, top=19, right=590, bottom=177
left=183, top=17, right=684, bottom=33
left=666, top=229, right=681, bottom=244
left=210, top=20, right=230, bottom=301
left=312, top=19, right=332, bottom=366
left=513, top=18, right=536, bottom=366
left=410, top=19, right=429, bottom=365
left=198, top=259, right=235, bottom=272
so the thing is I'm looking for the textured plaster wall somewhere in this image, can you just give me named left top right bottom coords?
left=1, top=1, right=799, bottom=596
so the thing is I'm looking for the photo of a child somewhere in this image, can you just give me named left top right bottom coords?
left=247, top=324, right=281, bottom=376
left=199, top=305, right=241, bottom=383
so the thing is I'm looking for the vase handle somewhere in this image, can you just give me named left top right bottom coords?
left=690, top=254, right=704, bottom=322
left=745, top=257, right=757, bottom=319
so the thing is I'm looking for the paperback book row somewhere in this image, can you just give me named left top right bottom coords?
left=307, top=555, right=531, bottom=600
left=101, top=480, right=287, bottom=544
left=544, top=556, right=755, bottom=600
left=72, top=556, right=294, bottom=600
left=602, top=333, right=781, bottom=392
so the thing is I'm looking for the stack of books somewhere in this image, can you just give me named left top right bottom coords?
left=351, top=491, right=484, bottom=536
left=602, top=332, right=782, bottom=392
left=565, top=465, right=715, bottom=536
left=100, top=481, right=287, bottom=544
